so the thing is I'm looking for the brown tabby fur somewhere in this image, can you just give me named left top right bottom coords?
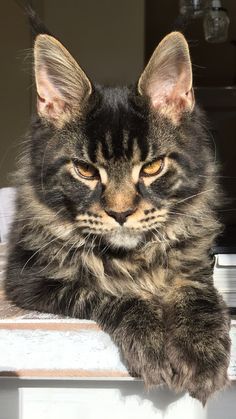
left=4, top=28, right=231, bottom=405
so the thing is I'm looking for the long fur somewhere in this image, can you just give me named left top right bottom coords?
left=4, top=14, right=231, bottom=405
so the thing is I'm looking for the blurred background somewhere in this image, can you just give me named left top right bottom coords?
left=0, top=0, right=236, bottom=248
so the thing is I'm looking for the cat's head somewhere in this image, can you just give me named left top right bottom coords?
left=29, top=32, right=212, bottom=250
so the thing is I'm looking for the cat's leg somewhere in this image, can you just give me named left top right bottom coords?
left=5, top=248, right=168, bottom=384
left=92, top=295, right=172, bottom=386
left=5, top=261, right=169, bottom=385
left=4, top=252, right=97, bottom=319
left=163, top=279, right=231, bottom=404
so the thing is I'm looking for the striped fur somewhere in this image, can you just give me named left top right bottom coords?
left=5, top=31, right=230, bottom=404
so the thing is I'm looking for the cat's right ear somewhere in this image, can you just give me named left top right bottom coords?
left=138, top=32, right=194, bottom=125
left=34, top=35, right=92, bottom=127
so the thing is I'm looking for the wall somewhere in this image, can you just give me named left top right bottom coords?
left=0, top=1, right=32, bottom=188
left=145, top=0, right=236, bottom=86
left=0, top=0, right=144, bottom=187
left=43, top=0, right=144, bottom=85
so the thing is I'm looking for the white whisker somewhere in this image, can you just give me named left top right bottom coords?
left=20, top=230, right=72, bottom=275
left=175, top=188, right=214, bottom=205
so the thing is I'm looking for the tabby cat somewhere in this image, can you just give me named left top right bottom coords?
left=4, top=26, right=231, bottom=404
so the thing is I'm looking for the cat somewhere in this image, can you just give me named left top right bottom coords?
left=4, top=17, right=231, bottom=404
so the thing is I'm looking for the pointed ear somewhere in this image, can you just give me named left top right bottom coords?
left=138, top=32, right=195, bottom=124
left=34, top=34, right=92, bottom=127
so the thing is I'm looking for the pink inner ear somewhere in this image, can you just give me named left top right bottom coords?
left=149, top=68, right=194, bottom=115
left=36, top=67, right=66, bottom=119
left=149, top=79, right=175, bottom=108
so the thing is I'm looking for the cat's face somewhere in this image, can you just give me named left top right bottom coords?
left=31, top=32, right=208, bottom=250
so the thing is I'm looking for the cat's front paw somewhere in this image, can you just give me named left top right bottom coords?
left=121, top=335, right=167, bottom=386
left=114, top=323, right=169, bottom=386
left=110, top=299, right=168, bottom=386
left=124, top=344, right=175, bottom=387
left=165, top=327, right=231, bottom=404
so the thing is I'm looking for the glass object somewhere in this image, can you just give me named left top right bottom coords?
left=179, top=0, right=206, bottom=19
left=204, top=0, right=230, bottom=43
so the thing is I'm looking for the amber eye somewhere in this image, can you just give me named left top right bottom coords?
left=141, top=158, right=164, bottom=177
left=73, top=160, right=99, bottom=180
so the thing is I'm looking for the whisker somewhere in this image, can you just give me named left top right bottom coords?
left=205, top=127, right=217, bottom=163
left=35, top=227, right=81, bottom=275
left=168, top=210, right=208, bottom=221
left=199, top=175, right=236, bottom=179
left=20, top=230, right=71, bottom=275
left=68, top=235, right=89, bottom=270
left=175, top=188, right=214, bottom=205
left=40, top=142, right=51, bottom=194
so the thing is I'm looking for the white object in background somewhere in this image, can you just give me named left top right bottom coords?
left=0, top=187, right=16, bottom=242
left=229, top=320, right=236, bottom=380
left=213, top=255, right=236, bottom=307
left=217, top=254, right=236, bottom=267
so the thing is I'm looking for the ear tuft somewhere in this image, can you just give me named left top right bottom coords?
left=138, top=32, right=195, bottom=124
left=34, top=34, right=92, bottom=127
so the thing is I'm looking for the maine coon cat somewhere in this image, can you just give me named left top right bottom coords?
left=4, top=24, right=231, bottom=404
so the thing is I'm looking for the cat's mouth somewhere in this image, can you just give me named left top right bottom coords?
left=103, top=228, right=143, bottom=249
left=81, top=225, right=143, bottom=249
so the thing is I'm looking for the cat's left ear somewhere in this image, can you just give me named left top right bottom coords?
left=138, top=32, right=195, bottom=124
left=34, top=34, right=92, bottom=127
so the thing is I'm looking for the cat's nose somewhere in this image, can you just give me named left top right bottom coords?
left=105, top=208, right=137, bottom=225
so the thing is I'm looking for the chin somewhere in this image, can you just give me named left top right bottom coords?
left=105, top=229, right=143, bottom=250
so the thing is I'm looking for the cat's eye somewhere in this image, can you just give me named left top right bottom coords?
left=73, top=160, right=99, bottom=180
left=141, top=158, right=164, bottom=177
